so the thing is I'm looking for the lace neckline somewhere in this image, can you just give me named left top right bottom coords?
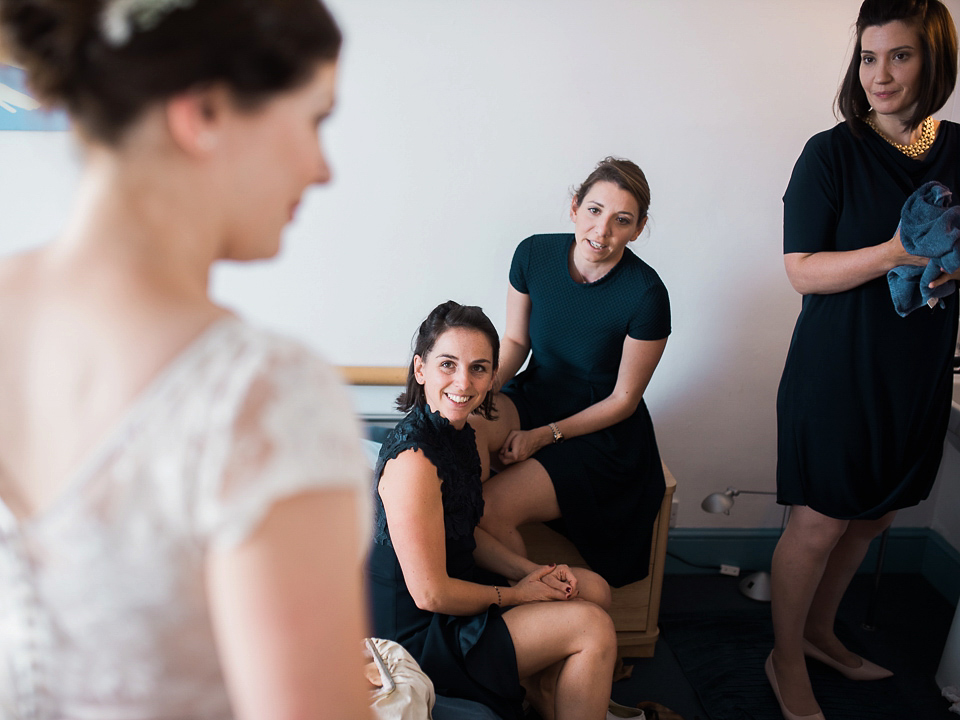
left=0, top=315, right=241, bottom=530
left=419, top=404, right=470, bottom=435
left=373, top=404, right=482, bottom=543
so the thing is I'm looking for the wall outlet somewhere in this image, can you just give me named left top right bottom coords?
left=720, top=564, right=741, bottom=577
left=669, top=499, right=679, bottom=528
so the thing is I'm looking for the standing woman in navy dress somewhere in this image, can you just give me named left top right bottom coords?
left=770, top=2, right=959, bottom=719
left=476, top=157, right=671, bottom=589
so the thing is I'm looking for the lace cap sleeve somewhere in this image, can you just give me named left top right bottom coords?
left=372, top=407, right=483, bottom=544
left=196, top=337, right=369, bottom=551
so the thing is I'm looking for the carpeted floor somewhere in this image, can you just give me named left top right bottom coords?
left=661, top=612, right=910, bottom=720
left=610, top=573, right=957, bottom=720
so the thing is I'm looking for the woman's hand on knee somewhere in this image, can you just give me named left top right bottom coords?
left=540, top=563, right=578, bottom=599
left=510, top=564, right=572, bottom=605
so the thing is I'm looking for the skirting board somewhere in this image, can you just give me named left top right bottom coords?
left=665, top=527, right=960, bottom=606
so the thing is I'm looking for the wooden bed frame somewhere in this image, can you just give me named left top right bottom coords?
left=340, top=365, right=675, bottom=658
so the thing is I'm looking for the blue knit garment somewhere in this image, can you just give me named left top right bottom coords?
left=887, top=180, right=960, bottom=316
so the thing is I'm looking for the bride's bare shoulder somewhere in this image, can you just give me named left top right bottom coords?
left=0, top=247, right=42, bottom=286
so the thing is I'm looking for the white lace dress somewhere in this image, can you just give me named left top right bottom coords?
left=0, top=317, right=369, bottom=720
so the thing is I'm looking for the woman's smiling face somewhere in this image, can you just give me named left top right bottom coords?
left=413, top=327, right=495, bottom=429
left=859, top=20, right=924, bottom=122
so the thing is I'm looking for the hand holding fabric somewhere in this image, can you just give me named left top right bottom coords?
left=928, top=265, right=960, bottom=289
left=887, top=181, right=960, bottom=316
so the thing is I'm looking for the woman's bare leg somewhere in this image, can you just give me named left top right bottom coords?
left=521, top=661, right=563, bottom=720
left=480, top=457, right=559, bottom=557
left=471, top=392, right=522, bottom=480
left=478, top=394, right=612, bottom=609
left=770, top=505, right=848, bottom=716
left=568, top=566, right=612, bottom=611
left=503, top=600, right=617, bottom=720
left=803, top=511, right=896, bottom=665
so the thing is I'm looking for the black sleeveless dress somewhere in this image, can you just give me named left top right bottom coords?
left=368, top=406, right=525, bottom=720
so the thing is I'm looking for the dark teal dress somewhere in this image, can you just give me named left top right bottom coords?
left=503, top=233, right=672, bottom=587
left=777, top=121, right=960, bottom=518
left=369, top=406, right=524, bottom=720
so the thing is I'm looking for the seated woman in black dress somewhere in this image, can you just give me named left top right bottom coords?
left=369, top=301, right=619, bottom=720
left=476, top=157, right=671, bottom=588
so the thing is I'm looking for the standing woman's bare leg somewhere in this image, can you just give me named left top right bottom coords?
left=770, top=505, right=848, bottom=717
left=803, top=511, right=896, bottom=665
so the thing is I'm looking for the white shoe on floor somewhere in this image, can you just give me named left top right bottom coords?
left=606, top=699, right=646, bottom=719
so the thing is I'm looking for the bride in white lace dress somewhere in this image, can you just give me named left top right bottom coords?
left=0, top=1, right=371, bottom=718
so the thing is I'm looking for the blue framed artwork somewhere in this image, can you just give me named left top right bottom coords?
left=0, top=63, right=69, bottom=131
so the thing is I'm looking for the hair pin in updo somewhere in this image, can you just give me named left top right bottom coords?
left=100, top=0, right=198, bottom=47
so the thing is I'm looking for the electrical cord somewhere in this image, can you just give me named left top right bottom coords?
left=666, top=550, right=718, bottom=571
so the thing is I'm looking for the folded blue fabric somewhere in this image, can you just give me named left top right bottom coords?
left=887, top=181, right=960, bottom=316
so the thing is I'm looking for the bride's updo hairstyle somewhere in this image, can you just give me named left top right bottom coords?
left=0, top=0, right=341, bottom=144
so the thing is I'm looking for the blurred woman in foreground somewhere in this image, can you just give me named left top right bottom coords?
left=0, top=0, right=370, bottom=717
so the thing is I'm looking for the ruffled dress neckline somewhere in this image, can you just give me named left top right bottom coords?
left=372, top=404, right=483, bottom=545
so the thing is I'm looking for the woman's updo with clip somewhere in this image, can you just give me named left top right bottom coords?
left=573, top=156, right=651, bottom=222
left=0, top=0, right=342, bottom=144
left=397, top=300, right=501, bottom=421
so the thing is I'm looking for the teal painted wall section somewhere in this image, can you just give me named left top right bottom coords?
left=666, top=528, right=781, bottom=574
left=665, top=527, right=958, bottom=606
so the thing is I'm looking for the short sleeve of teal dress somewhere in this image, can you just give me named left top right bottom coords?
left=503, top=234, right=671, bottom=587
left=776, top=122, right=960, bottom=519
left=368, top=407, right=525, bottom=720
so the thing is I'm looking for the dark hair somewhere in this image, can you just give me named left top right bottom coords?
left=397, top=300, right=501, bottom=420
left=836, top=0, right=958, bottom=132
left=0, top=0, right=342, bottom=144
left=573, top=156, right=651, bottom=222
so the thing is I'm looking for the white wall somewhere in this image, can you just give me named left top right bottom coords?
left=2, top=0, right=958, bottom=532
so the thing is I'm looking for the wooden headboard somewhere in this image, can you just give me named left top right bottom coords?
left=339, top=366, right=407, bottom=429
left=338, top=366, right=407, bottom=386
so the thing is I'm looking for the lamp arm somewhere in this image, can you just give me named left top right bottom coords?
left=730, top=489, right=777, bottom=497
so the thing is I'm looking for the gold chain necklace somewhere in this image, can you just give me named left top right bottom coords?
left=863, top=115, right=936, bottom=159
